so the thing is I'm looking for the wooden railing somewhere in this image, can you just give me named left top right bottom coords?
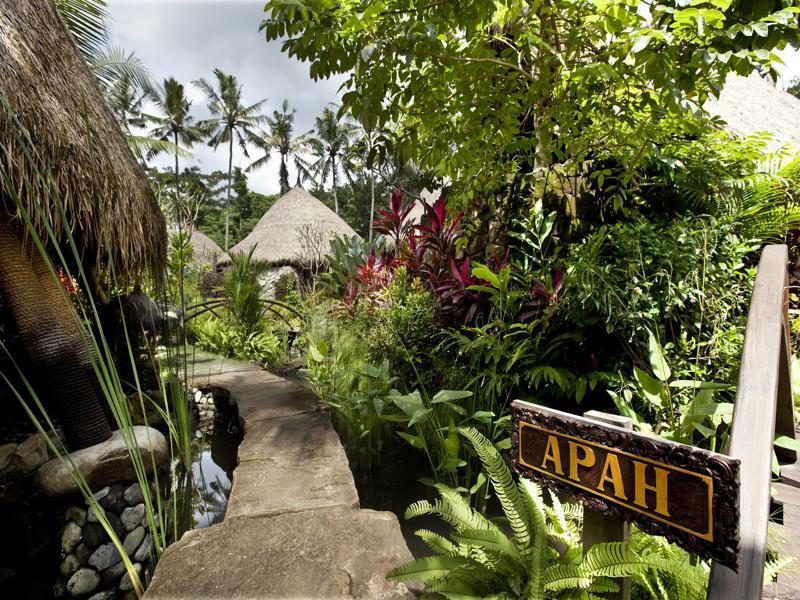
left=707, top=244, right=800, bottom=599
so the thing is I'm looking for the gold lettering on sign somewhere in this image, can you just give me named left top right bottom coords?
left=541, top=435, right=564, bottom=475
left=597, top=453, right=627, bottom=500
left=568, top=441, right=595, bottom=482
left=633, top=461, right=670, bottom=517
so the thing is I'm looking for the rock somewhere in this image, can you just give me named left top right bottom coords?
left=87, top=591, right=116, bottom=600
left=75, top=543, right=92, bottom=563
left=121, top=504, right=145, bottom=531
left=53, top=579, right=66, bottom=599
left=65, top=506, right=87, bottom=527
left=123, top=483, right=144, bottom=506
left=123, top=526, right=145, bottom=556
left=119, top=563, right=142, bottom=592
left=13, top=433, right=48, bottom=471
left=0, top=443, right=17, bottom=470
left=90, top=487, right=110, bottom=503
left=107, top=512, right=126, bottom=538
left=100, top=483, right=125, bottom=513
left=133, top=533, right=153, bottom=562
left=82, top=523, right=108, bottom=548
left=35, top=427, right=169, bottom=498
left=101, top=559, right=127, bottom=586
left=194, top=390, right=203, bottom=403
left=88, top=543, right=121, bottom=571
left=66, top=568, right=100, bottom=597
left=87, top=506, right=103, bottom=523
left=59, top=554, right=81, bottom=578
left=144, top=507, right=415, bottom=599
left=61, top=522, right=82, bottom=553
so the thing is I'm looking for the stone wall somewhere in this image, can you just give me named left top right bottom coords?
left=55, top=481, right=155, bottom=600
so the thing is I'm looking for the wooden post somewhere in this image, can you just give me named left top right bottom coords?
left=582, top=410, right=633, bottom=600
left=708, top=244, right=788, bottom=599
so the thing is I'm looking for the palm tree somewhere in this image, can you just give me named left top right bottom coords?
left=194, top=69, right=267, bottom=250
left=247, top=99, right=307, bottom=194
left=147, top=78, right=206, bottom=216
left=302, top=106, right=357, bottom=214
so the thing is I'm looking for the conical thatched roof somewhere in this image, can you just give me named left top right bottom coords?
left=0, top=0, right=166, bottom=279
left=189, top=229, right=228, bottom=267
left=222, top=185, right=358, bottom=267
left=706, top=74, right=800, bottom=150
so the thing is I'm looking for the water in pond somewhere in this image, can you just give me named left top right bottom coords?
left=183, top=389, right=243, bottom=530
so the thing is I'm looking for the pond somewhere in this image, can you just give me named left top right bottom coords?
left=181, top=387, right=243, bottom=531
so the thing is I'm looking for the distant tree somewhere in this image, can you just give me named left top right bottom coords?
left=301, top=105, right=357, bottom=214
left=787, top=77, right=800, bottom=100
left=194, top=69, right=267, bottom=250
left=146, top=77, right=206, bottom=230
left=248, top=99, right=308, bottom=194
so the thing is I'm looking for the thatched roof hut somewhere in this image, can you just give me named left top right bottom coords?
left=222, top=185, right=358, bottom=267
left=189, top=229, right=228, bottom=267
left=0, top=0, right=166, bottom=279
left=705, top=74, right=800, bottom=150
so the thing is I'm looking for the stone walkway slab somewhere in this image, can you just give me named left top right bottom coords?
left=144, top=365, right=413, bottom=600
left=146, top=507, right=413, bottom=599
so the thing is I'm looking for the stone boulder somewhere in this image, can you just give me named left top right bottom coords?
left=34, top=427, right=168, bottom=498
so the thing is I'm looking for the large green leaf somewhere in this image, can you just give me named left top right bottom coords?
left=647, top=329, right=671, bottom=382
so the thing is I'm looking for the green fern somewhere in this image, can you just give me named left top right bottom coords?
left=387, top=427, right=711, bottom=599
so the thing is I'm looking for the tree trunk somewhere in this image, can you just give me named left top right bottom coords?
left=225, top=137, right=233, bottom=251
left=332, top=156, right=339, bottom=214
left=369, top=169, right=376, bottom=242
left=280, top=154, right=289, bottom=194
left=0, top=218, right=112, bottom=449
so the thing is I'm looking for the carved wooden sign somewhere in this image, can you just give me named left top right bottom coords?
left=511, top=400, right=741, bottom=570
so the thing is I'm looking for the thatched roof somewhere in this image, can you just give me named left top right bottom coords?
left=0, top=0, right=166, bottom=279
left=189, top=229, right=227, bottom=267
left=222, top=185, right=358, bottom=267
left=705, top=74, right=800, bottom=150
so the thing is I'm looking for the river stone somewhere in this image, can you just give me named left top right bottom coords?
left=65, top=506, right=87, bottom=527
left=87, top=505, right=103, bottom=523
left=107, top=512, right=126, bottom=538
left=121, top=504, right=145, bottom=531
left=13, top=433, right=48, bottom=471
left=119, top=563, right=142, bottom=592
left=59, top=554, right=80, bottom=577
left=88, top=543, right=121, bottom=571
left=123, top=526, right=145, bottom=555
left=133, top=533, right=153, bottom=562
left=75, top=543, right=92, bottom=563
left=82, top=522, right=108, bottom=548
left=61, top=522, right=82, bottom=553
left=101, top=560, right=127, bottom=586
left=87, top=591, right=116, bottom=600
left=66, top=568, right=100, bottom=597
left=100, top=483, right=125, bottom=513
left=0, top=443, right=17, bottom=470
left=90, top=487, right=110, bottom=503
left=35, top=427, right=168, bottom=497
left=123, top=482, right=144, bottom=506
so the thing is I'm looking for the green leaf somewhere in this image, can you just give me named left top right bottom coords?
left=409, top=407, right=433, bottom=426
left=471, top=264, right=500, bottom=288
left=390, top=391, right=425, bottom=417
left=396, top=431, right=426, bottom=449
left=647, top=329, right=671, bottom=382
left=432, top=390, right=474, bottom=404
left=307, top=344, right=325, bottom=363
left=774, top=435, right=800, bottom=452
left=633, top=366, right=664, bottom=408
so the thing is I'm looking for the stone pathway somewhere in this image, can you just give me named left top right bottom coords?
left=143, top=367, right=414, bottom=600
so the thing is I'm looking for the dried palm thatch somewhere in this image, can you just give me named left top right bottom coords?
left=0, top=0, right=165, bottom=279
left=189, top=229, right=228, bottom=267
left=221, top=185, right=358, bottom=267
left=705, top=73, right=800, bottom=151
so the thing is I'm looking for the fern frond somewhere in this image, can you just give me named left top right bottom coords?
left=386, top=555, right=469, bottom=582
left=416, top=529, right=460, bottom=557
left=460, top=427, right=531, bottom=544
left=542, top=563, right=593, bottom=591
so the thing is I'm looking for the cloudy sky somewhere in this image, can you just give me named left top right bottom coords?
left=107, top=0, right=345, bottom=195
